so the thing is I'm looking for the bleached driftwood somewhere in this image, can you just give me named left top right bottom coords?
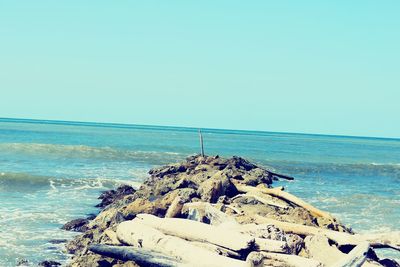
left=360, top=232, right=400, bottom=251
left=89, top=244, right=183, bottom=267
left=231, top=192, right=289, bottom=210
left=116, top=220, right=247, bottom=267
left=165, top=196, right=184, bottom=218
left=134, top=213, right=253, bottom=251
left=234, top=182, right=334, bottom=220
left=264, top=252, right=323, bottom=267
left=246, top=251, right=322, bottom=267
left=182, top=202, right=238, bottom=226
left=190, top=241, right=242, bottom=258
left=135, top=213, right=288, bottom=253
left=332, top=242, right=370, bottom=267
left=255, top=216, right=400, bottom=251
left=304, top=235, right=348, bottom=266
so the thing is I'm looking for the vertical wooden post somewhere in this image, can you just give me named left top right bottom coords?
left=199, top=129, right=205, bottom=157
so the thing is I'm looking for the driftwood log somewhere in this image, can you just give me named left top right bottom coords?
left=234, top=182, right=334, bottom=220
left=116, top=220, right=248, bottom=267
left=246, top=251, right=323, bottom=267
left=89, top=244, right=183, bottom=267
left=134, top=214, right=254, bottom=251
left=189, top=241, right=242, bottom=258
left=231, top=192, right=289, bottom=210
left=135, top=213, right=289, bottom=253
left=332, top=242, right=370, bottom=267
left=254, top=216, right=400, bottom=252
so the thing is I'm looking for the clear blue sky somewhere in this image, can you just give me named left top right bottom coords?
left=0, top=1, right=399, bottom=138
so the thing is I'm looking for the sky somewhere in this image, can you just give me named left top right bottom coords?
left=0, top=1, right=399, bottom=138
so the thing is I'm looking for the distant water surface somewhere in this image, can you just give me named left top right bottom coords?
left=0, top=118, right=399, bottom=266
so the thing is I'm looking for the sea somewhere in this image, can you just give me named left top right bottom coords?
left=0, top=118, right=399, bottom=266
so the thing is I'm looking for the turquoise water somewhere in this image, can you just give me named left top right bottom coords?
left=0, top=118, right=399, bottom=266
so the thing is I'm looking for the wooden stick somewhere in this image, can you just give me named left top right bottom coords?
left=233, top=182, right=334, bottom=220
left=245, top=192, right=290, bottom=209
left=260, top=252, right=323, bottom=267
left=199, top=129, right=204, bottom=157
left=116, top=220, right=247, bottom=267
left=89, top=244, right=183, bottom=267
left=190, top=241, right=242, bottom=258
left=359, top=232, right=400, bottom=251
left=332, top=242, right=370, bottom=267
left=134, top=214, right=254, bottom=251
left=267, top=171, right=294, bottom=181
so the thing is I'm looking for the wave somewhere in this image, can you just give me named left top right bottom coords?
left=0, top=172, right=141, bottom=191
left=0, top=142, right=185, bottom=163
left=258, top=160, right=400, bottom=179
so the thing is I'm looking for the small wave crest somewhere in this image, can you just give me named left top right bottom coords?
left=0, top=142, right=184, bottom=163
left=260, top=159, right=400, bottom=178
left=0, top=172, right=141, bottom=192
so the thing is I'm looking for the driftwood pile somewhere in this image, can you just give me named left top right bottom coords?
left=64, top=155, right=400, bottom=267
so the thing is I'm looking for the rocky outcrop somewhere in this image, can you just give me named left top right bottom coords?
left=62, top=155, right=399, bottom=267
left=96, top=185, right=136, bottom=208
left=61, top=218, right=90, bottom=232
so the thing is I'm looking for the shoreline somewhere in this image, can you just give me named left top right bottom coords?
left=57, top=155, right=399, bottom=267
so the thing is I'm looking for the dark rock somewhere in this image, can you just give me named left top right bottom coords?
left=380, top=258, right=400, bottom=267
left=96, top=185, right=136, bottom=208
left=61, top=218, right=89, bottom=232
left=226, top=156, right=257, bottom=171
left=38, top=261, right=61, bottom=267
left=366, top=247, right=380, bottom=261
left=285, top=234, right=304, bottom=254
left=242, top=168, right=273, bottom=185
left=16, top=259, right=29, bottom=266
left=149, top=164, right=187, bottom=178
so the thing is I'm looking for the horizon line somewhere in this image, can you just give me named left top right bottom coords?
left=0, top=116, right=399, bottom=141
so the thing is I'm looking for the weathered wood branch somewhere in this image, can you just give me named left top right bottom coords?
left=190, top=241, right=242, bottom=259
left=233, top=181, right=334, bottom=220
left=246, top=251, right=322, bottom=267
left=116, top=220, right=247, bottom=267
left=332, top=242, right=370, bottom=267
left=267, top=170, right=294, bottom=181
left=135, top=213, right=289, bottom=254
left=135, top=214, right=254, bottom=251
left=89, top=244, right=183, bottom=267
left=246, top=192, right=290, bottom=209
left=134, top=213, right=254, bottom=251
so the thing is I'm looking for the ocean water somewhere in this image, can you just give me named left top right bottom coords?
left=0, top=118, right=399, bottom=266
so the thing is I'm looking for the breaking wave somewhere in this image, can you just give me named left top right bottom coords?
left=0, top=142, right=185, bottom=163
left=260, top=160, right=400, bottom=178
left=0, top=172, right=141, bottom=192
